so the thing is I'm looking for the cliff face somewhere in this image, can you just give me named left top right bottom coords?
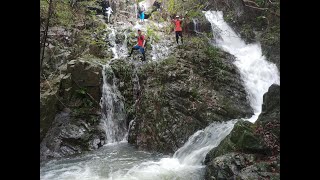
left=40, top=60, right=106, bottom=163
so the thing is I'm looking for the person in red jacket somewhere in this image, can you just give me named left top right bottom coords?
left=128, top=29, right=146, bottom=61
left=172, top=15, right=184, bottom=45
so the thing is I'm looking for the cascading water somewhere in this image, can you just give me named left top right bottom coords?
left=100, top=64, right=127, bottom=143
left=193, top=18, right=200, bottom=34
left=107, top=120, right=236, bottom=180
left=40, top=10, right=280, bottom=180
left=108, top=28, right=119, bottom=59
left=204, top=11, right=280, bottom=122
left=118, top=32, right=128, bottom=58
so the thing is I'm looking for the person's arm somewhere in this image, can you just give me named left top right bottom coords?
left=142, top=36, right=146, bottom=48
left=142, top=39, right=146, bottom=48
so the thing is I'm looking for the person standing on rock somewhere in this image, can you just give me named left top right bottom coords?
left=128, top=29, right=146, bottom=61
left=139, top=5, right=145, bottom=23
left=172, top=15, right=184, bottom=45
left=105, top=6, right=113, bottom=23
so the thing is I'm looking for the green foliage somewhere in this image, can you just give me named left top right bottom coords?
left=74, top=87, right=95, bottom=107
left=190, top=87, right=199, bottom=99
left=146, top=26, right=160, bottom=43
left=224, top=11, right=235, bottom=23
left=40, top=0, right=49, bottom=22
left=168, top=0, right=176, bottom=14
left=187, top=10, right=202, bottom=19
left=161, top=57, right=177, bottom=66
left=189, top=37, right=206, bottom=48
left=75, top=88, right=87, bottom=98
left=150, top=11, right=165, bottom=23
left=205, top=46, right=219, bottom=59
left=255, top=0, right=265, bottom=7
left=261, top=25, right=280, bottom=46
left=52, top=1, right=75, bottom=27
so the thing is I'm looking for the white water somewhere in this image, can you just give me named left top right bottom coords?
left=139, top=0, right=156, bottom=11
left=204, top=11, right=280, bottom=122
left=107, top=120, right=236, bottom=180
left=100, top=64, right=127, bottom=143
left=108, top=28, right=119, bottom=59
left=193, top=18, right=200, bottom=34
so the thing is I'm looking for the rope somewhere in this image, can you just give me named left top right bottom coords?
left=72, top=79, right=100, bottom=106
left=42, top=73, right=69, bottom=109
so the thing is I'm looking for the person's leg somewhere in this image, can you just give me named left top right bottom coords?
left=175, top=31, right=179, bottom=44
left=139, top=46, right=146, bottom=61
left=179, top=31, right=183, bottom=44
left=142, top=12, right=144, bottom=22
left=128, top=46, right=139, bottom=57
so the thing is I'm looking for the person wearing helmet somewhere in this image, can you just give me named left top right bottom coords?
left=172, top=15, right=184, bottom=45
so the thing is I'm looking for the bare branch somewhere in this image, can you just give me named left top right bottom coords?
left=41, top=0, right=54, bottom=75
left=269, top=10, right=280, bottom=17
left=244, top=4, right=268, bottom=11
left=243, top=0, right=260, bottom=7
left=268, top=0, right=276, bottom=4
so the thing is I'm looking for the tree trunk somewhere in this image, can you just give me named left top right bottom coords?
left=40, top=0, right=53, bottom=76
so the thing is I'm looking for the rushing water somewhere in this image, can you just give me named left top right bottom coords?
left=40, top=10, right=279, bottom=180
left=100, top=64, right=127, bottom=143
left=40, top=121, right=236, bottom=180
left=204, top=11, right=280, bottom=122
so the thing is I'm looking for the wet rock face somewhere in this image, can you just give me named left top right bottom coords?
left=40, top=87, right=59, bottom=143
left=205, top=152, right=280, bottom=180
left=184, top=18, right=213, bottom=35
left=40, top=109, right=106, bottom=162
left=204, top=84, right=280, bottom=180
left=66, top=60, right=102, bottom=102
left=40, top=60, right=106, bottom=163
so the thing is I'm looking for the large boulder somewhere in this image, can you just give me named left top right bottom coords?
left=205, top=152, right=279, bottom=180
left=40, top=85, right=58, bottom=142
left=204, top=84, right=280, bottom=180
left=40, top=59, right=106, bottom=163
left=66, top=59, right=102, bottom=102
left=205, top=120, right=270, bottom=160
left=40, top=108, right=105, bottom=162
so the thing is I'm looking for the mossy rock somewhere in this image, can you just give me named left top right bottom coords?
left=208, top=120, right=269, bottom=160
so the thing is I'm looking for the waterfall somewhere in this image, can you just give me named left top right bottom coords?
left=118, top=32, right=128, bottom=58
left=100, top=64, right=127, bottom=143
left=173, top=120, right=237, bottom=165
left=204, top=11, right=280, bottom=122
left=108, top=28, right=119, bottom=59
left=107, top=120, right=236, bottom=180
left=192, top=18, right=200, bottom=34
